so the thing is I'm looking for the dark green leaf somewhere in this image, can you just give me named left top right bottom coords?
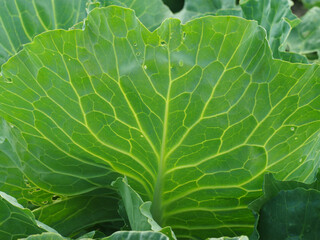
left=0, top=192, right=55, bottom=240
left=33, top=190, right=123, bottom=238
left=250, top=173, right=320, bottom=240
left=302, top=0, right=320, bottom=8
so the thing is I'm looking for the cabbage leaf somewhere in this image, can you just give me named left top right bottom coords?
left=0, top=6, right=319, bottom=239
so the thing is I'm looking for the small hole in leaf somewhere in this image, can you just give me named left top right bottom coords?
left=4, top=78, right=12, bottom=83
left=183, top=32, right=186, bottom=39
left=52, top=195, right=61, bottom=201
left=160, top=40, right=166, bottom=46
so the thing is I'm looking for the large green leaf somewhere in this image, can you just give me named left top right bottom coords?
left=240, top=0, right=307, bottom=63
left=0, top=192, right=56, bottom=240
left=286, top=7, right=320, bottom=62
left=0, top=0, right=89, bottom=68
left=0, top=6, right=320, bottom=239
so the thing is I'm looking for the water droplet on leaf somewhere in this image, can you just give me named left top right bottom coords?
left=179, top=60, right=184, bottom=67
left=143, top=65, right=147, bottom=70
left=0, top=137, right=5, bottom=144
left=290, top=127, right=295, bottom=131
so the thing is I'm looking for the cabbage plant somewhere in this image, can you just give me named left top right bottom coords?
left=0, top=1, right=319, bottom=240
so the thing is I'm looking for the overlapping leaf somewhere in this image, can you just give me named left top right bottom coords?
left=0, top=118, right=56, bottom=208
left=98, top=0, right=172, bottom=31
left=286, top=7, right=320, bottom=62
left=0, top=118, right=123, bottom=237
left=175, top=0, right=242, bottom=22
left=250, top=173, right=320, bottom=239
left=208, top=237, right=248, bottom=240
left=0, top=5, right=320, bottom=239
left=33, top=190, right=123, bottom=238
left=0, top=192, right=56, bottom=240
left=21, top=233, right=66, bottom=240
left=0, top=0, right=89, bottom=68
left=112, top=178, right=176, bottom=239
left=105, top=231, right=169, bottom=240
left=240, top=0, right=307, bottom=63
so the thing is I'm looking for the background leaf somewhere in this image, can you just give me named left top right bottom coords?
left=240, top=0, right=307, bottom=63
left=301, top=0, right=320, bottom=8
left=250, top=173, right=320, bottom=240
left=175, top=0, right=242, bottom=22
left=0, top=0, right=89, bottom=68
left=98, top=0, right=172, bottom=31
left=286, top=7, right=320, bottom=62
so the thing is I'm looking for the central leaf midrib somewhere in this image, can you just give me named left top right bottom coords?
left=151, top=25, right=173, bottom=225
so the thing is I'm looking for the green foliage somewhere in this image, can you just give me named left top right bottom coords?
left=0, top=192, right=54, bottom=239
left=0, top=0, right=88, bottom=68
left=302, top=0, right=320, bottom=8
left=250, top=173, right=320, bottom=239
left=0, top=1, right=319, bottom=240
left=287, top=7, right=320, bottom=62
left=240, top=0, right=307, bottom=63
